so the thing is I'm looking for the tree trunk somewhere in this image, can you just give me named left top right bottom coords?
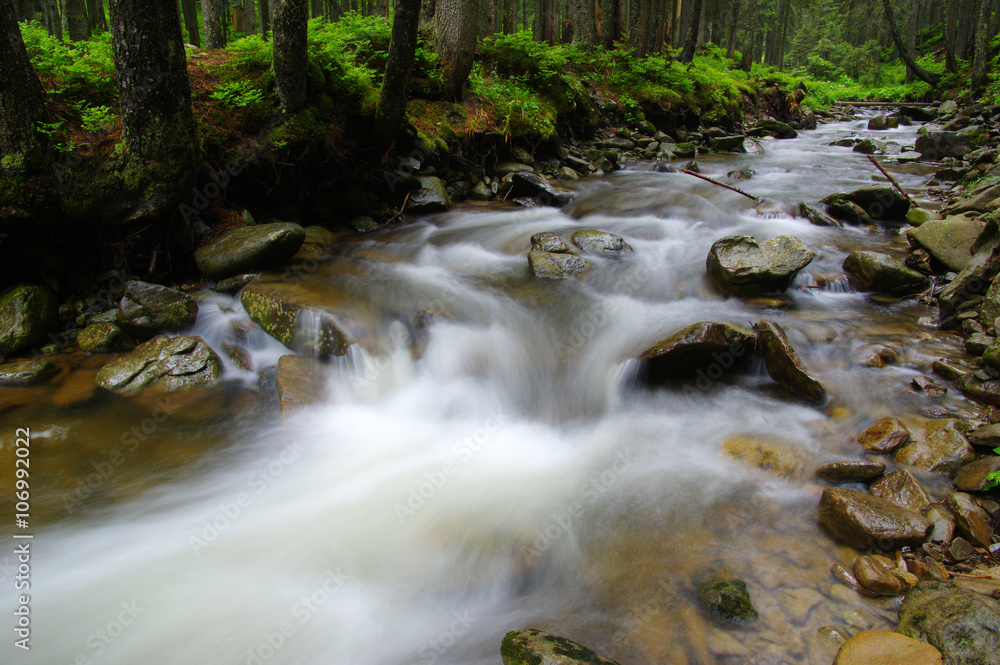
left=202, top=0, right=226, bottom=46
left=62, top=0, right=91, bottom=40
left=725, top=0, right=739, bottom=57
left=87, top=0, right=108, bottom=30
left=971, top=0, right=993, bottom=89
left=436, top=0, right=477, bottom=99
left=1, top=0, right=47, bottom=162
left=883, top=0, right=941, bottom=84
left=945, top=0, right=958, bottom=71
left=598, top=0, right=613, bottom=47
left=503, top=0, right=516, bottom=33
left=680, top=0, right=702, bottom=61
left=41, top=0, right=62, bottom=38
left=180, top=0, right=200, bottom=45
left=419, top=0, right=434, bottom=26
left=905, top=0, right=918, bottom=81
left=572, top=0, right=595, bottom=49
left=271, top=0, right=308, bottom=112
left=259, top=0, right=270, bottom=36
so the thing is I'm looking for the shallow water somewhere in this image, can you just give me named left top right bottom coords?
left=1, top=114, right=980, bottom=665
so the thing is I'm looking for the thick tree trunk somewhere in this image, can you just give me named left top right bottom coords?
left=373, top=0, right=420, bottom=150
left=945, top=0, right=958, bottom=71
left=503, top=0, right=516, bottom=33
left=61, top=0, right=91, bottom=40
left=245, top=0, right=258, bottom=33
left=1, top=0, right=47, bottom=162
left=626, top=0, right=639, bottom=51
left=87, top=0, right=108, bottom=30
left=271, top=0, right=308, bottom=112
left=680, top=0, right=702, bottom=61
left=180, top=0, right=200, bottom=45
left=725, top=0, right=739, bottom=57
left=883, top=0, right=941, bottom=84
left=259, top=0, right=270, bottom=36
left=972, top=0, right=993, bottom=89
left=419, top=0, right=434, bottom=26
left=573, top=0, right=595, bottom=49
left=905, top=0, right=918, bottom=81
left=598, top=0, right=613, bottom=47
left=41, top=0, right=62, bottom=38
left=201, top=0, right=226, bottom=46
left=436, top=0, right=477, bottom=100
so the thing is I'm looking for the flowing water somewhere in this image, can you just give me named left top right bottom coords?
left=1, top=114, right=981, bottom=665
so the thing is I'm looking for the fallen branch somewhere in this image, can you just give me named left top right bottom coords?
left=681, top=169, right=760, bottom=201
left=867, top=155, right=925, bottom=210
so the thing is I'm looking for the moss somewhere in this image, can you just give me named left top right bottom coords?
left=698, top=579, right=759, bottom=623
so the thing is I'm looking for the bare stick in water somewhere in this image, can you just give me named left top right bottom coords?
left=867, top=155, right=925, bottom=210
left=681, top=169, right=760, bottom=201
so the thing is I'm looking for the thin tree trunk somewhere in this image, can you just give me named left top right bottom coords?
left=87, top=0, right=108, bottom=30
left=972, top=0, right=993, bottom=89
left=41, top=0, right=62, bottom=38
left=271, top=0, right=308, bottom=112
left=905, top=0, right=918, bottom=81
left=883, top=0, right=941, bottom=84
left=945, top=0, right=957, bottom=71
left=1, top=0, right=48, bottom=162
left=373, top=0, right=420, bottom=149
left=680, top=0, right=702, bottom=61
left=259, top=0, right=270, bottom=36
left=180, top=0, right=200, bottom=45
left=62, top=0, right=91, bottom=40
left=437, top=0, right=477, bottom=99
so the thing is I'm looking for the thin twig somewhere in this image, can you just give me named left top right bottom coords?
left=867, top=154, right=925, bottom=210
left=681, top=169, right=760, bottom=201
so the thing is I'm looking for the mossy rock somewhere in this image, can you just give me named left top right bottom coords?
left=0, top=358, right=55, bottom=386
left=842, top=251, right=929, bottom=296
left=698, top=579, right=759, bottom=623
left=194, top=222, right=306, bottom=280
left=501, top=629, right=621, bottom=665
left=896, top=581, right=1000, bottom=665
left=528, top=251, right=590, bottom=279
left=571, top=230, right=634, bottom=257
left=405, top=176, right=452, bottom=214
left=77, top=323, right=134, bottom=353
left=0, top=284, right=59, bottom=358
left=706, top=235, right=815, bottom=296
left=118, top=281, right=198, bottom=339
left=95, top=335, right=223, bottom=395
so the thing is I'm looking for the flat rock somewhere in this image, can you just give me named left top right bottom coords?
left=275, top=355, right=326, bottom=417
left=818, top=487, right=931, bottom=550
left=897, top=581, right=1000, bottom=665
left=816, top=460, right=886, bottom=483
left=893, top=419, right=975, bottom=477
left=571, top=230, right=633, bottom=257
left=501, top=629, right=620, bottom=665
left=195, top=223, right=306, bottom=280
left=907, top=217, right=986, bottom=272
left=755, top=319, right=827, bottom=402
left=528, top=251, right=590, bottom=279
left=858, top=417, right=911, bottom=453
left=0, top=284, right=59, bottom=357
left=638, top=321, right=755, bottom=382
left=118, top=281, right=198, bottom=339
left=833, top=630, right=942, bottom=665
left=915, top=131, right=975, bottom=159
left=954, top=456, right=1000, bottom=492
left=843, top=251, right=930, bottom=296
left=95, top=336, right=222, bottom=395
left=0, top=358, right=54, bottom=386
left=77, top=323, right=134, bottom=353
left=723, top=435, right=809, bottom=479
left=869, top=469, right=932, bottom=512
left=970, top=423, right=1000, bottom=447
left=707, top=235, right=815, bottom=296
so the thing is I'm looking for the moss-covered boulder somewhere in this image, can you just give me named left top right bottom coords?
left=826, top=199, right=874, bottom=225
left=638, top=321, right=755, bottom=383
left=842, top=185, right=910, bottom=222
left=95, top=335, right=223, bottom=395
left=405, top=176, right=452, bottom=214
left=907, top=217, right=985, bottom=272
left=118, top=281, right=198, bottom=339
left=530, top=232, right=572, bottom=254
left=194, top=222, right=306, bottom=280
left=842, top=251, right=929, bottom=296
left=0, top=284, right=59, bottom=358
left=896, top=581, right=1000, bottom=665
left=915, top=131, right=975, bottom=159
left=500, top=629, right=620, bottom=665
left=754, top=319, right=827, bottom=402
left=240, top=283, right=364, bottom=357
left=77, top=323, right=134, bottom=353
left=747, top=119, right=797, bottom=139
left=706, top=235, right=815, bottom=297
left=528, top=251, right=590, bottom=279
left=276, top=355, right=327, bottom=417
left=698, top=579, right=759, bottom=623
left=571, top=230, right=634, bottom=257
left=0, top=358, right=54, bottom=386
left=818, top=487, right=931, bottom=550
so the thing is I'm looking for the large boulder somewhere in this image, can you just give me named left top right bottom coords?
left=833, top=631, right=942, bottom=665
left=843, top=251, right=930, bottom=296
left=95, top=336, right=223, bottom=395
left=747, top=119, right=797, bottom=139
left=754, top=319, right=827, bottom=402
left=826, top=199, right=874, bottom=225
left=405, top=176, right=452, bottom=214
left=907, top=217, right=986, bottom=272
left=896, top=581, right=1000, bottom=665
left=710, top=135, right=747, bottom=152
left=843, top=185, right=910, bottom=222
left=501, top=629, right=620, bottom=665
left=0, top=284, right=59, bottom=358
left=275, top=355, right=327, bottom=417
left=817, top=487, right=931, bottom=549
left=893, top=419, right=975, bottom=477
left=571, top=230, right=634, bottom=257
left=706, top=235, right=815, bottom=296
left=867, top=116, right=900, bottom=130
left=194, top=222, right=306, bottom=280
left=915, top=131, right=975, bottom=159
left=118, top=281, right=198, bottom=339
left=528, top=251, right=590, bottom=279
left=638, top=321, right=755, bottom=383
left=509, top=172, right=573, bottom=207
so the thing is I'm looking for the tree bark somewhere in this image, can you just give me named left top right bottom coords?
left=87, top=0, right=108, bottom=30
left=180, top=0, right=200, bottom=45
left=259, top=0, right=270, bottom=36
left=725, top=0, right=739, bottom=57
left=201, top=0, right=226, bottom=46
left=598, top=0, right=613, bottom=47
left=680, top=0, right=702, bottom=61
left=41, top=0, right=62, bottom=38
left=945, top=0, right=958, bottom=71
left=971, top=0, right=992, bottom=89
left=373, top=0, right=420, bottom=148
left=245, top=0, right=258, bottom=32
left=62, top=0, right=91, bottom=40
left=883, top=0, right=941, bottom=84
left=271, top=0, right=308, bottom=112
left=573, top=0, right=595, bottom=49
left=1, top=0, right=47, bottom=162
left=436, top=0, right=477, bottom=100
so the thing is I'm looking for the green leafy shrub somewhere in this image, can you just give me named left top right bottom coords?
left=20, top=21, right=116, bottom=102
left=985, top=447, right=1000, bottom=492
left=78, top=104, right=116, bottom=132
left=468, top=66, right=557, bottom=139
left=210, top=81, right=266, bottom=109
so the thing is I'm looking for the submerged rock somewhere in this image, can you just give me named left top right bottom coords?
left=706, top=235, right=815, bottom=296
left=528, top=251, right=590, bottom=279
left=896, top=581, right=1000, bottom=665
left=571, top=230, right=634, bottom=257
left=638, top=321, right=755, bottom=383
left=754, top=319, right=827, bottom=402
left=816, top=461, right=886, bottom=483
left=817, top=487, right=931, bottom=549
left=0, top=358, right=54, bottom=386
left=698, top=578, right=759, bottom=623
left=0, top=284, right=59, bottom=357
left=275, top=355, right=327, bottom=417
left=833, top=630, right=942, bottom=665
left=723, top=435, right=809, bottom=479
left=195, top=222, right=306, bottom=280
left=501, top=629, right=620, bottom=665
left=95, top=335, right=222, bottom=395
left=118, top=281, right=198, bottom=339
left=842, top=251, right=929, bottom=296
left=241, top=283, right=363, bottom=358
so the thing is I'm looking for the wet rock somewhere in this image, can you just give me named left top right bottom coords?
left=827, top=199, right=874, bottom=225
left=748, top=119, right=797, bottom=139
left=907, top=208, right=941, bottom=226
left=95, top=336, right=223, bottom=395
left=509, top=172, right=573, bottom=207
left=528, top=252, right=590, bottom=279
left=638, top=321, right=754, bottom=382
left=967, top=333, right=994, bottom=355
left=195, top=222, right=306, bottom=280
left=698, top=579, right=759, bottom=623
left=77, top=323, right=134, bottom=353
left=870, top=470, right=932, bottom=512
left=0, top=358, right=54, bottom=386
left=241, top=283, right=362, bottom=358
left=710, top=135, right=746, bottom=152
left=723, top=435, right=809, bottom=479
left=897, top=581, right=1000, bottom=665
left=470, top=180, right=493, bottom=200
left=816, top=461, right=886, bottom=483
left=957, top=375, right=1000, bottom=406
left=754, top=319, right=827, bottom=402
left=501, top=629, right=620, bottom=665
left=728, top=168, right=755, bottom=180
left=706, top=235, right=816, bottom=297
left=925, top=505, right=957, bottom=544
left=912, top=376, right=949, bottom=396
left=868, top=115, right=900, bottom=130
left=118, top=281, right=198, bottom=339
left=947, top=492, right=996, bottom=549
left=954, top=457, right=1000, bottom=492
left=893, top=419, right=975, bottom=477
left=405, top=176, right=452, bottom=214
left=970, top=423, right=1000, bottom=447
left=530, top=232, right=572, bottom=254
left=275, top=355, right=326, bottom=417
left=833, top=630, right=942, bottom=665
left=495, top=161, right=534, bottom=177
left=907, top=217, right=986, bottom=272
left=915, top=131, right=975, bottom=159
left=571, top=230, right=634, bottom=257
left=854, top=555, right=904, bottom=596
left=818, top=487, right=931, bottom=549
left=350, top=216, right=379, bottom=233
left=842, top=251, right=930, bottom=296
left=841, top=185, right=911, bottom=222
left=215, top=274, right=257, bottom=295
left=946, top=537, right=977, bottom=562
left=0, top=284, right=59, bottom=357
left=799, top=202, right=843, bottom=227
left=853, top=138, right=886, bottom=154
left=557, top=166, right=579, bottom=180
left=858, top=417, right=910, bottom=453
